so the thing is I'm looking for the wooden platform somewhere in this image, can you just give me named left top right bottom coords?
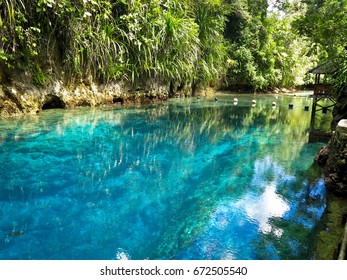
left=310, top=84, right=336, bottom=131
left=313, top=84, right=333, bottom=96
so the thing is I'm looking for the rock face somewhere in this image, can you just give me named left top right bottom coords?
left=316, top=119, right=347, bottom=196
left=0, top=78, right=170, bottom=117
left=332, top=94, right=347, bottom=128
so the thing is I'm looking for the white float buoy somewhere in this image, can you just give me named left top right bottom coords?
left=272, top=102, right=276, bottom=107
left=234, top=98, right=238, bottom=102
left=289, top=103, right=294, bottom=109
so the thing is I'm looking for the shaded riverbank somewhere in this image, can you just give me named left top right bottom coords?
left=315, top=195, right=347, bottom=259
left=315, top=119, right=347, bottom=259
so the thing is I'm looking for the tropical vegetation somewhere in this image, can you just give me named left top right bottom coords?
left=292, top=0, right=347, bottom=127
left=0, top=0, right=346, bottom=92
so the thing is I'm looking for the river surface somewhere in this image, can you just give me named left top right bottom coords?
left=0, top=92, right=331, bottom=259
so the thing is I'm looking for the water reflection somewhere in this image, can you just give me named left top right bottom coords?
left=0, top=93, right=328, bottom=259
left=176, top=154, right=326, bottom=260
left=241, top=183, right=289, bottom=235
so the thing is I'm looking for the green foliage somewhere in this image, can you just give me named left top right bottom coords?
left=0, top=49, right=11, bottom=63
left=293, top=0, right=347, bottom=59
left=32, top=65, right=47, bottom=86
left=0, top=0, right=344, bottom=93
left=293, top=0, right=347, bottom=99
left=0, top=0, right=229, bottom=89
left=224, top=0, right=315, bottom=91
left=194, top=0, right=228, bottom=86
left=331, top=55, right=347, bottom=99
left=116, top=1, right=199, bottom=85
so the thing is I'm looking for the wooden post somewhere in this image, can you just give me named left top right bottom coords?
left=337, top=120, right=347, bottom=259
left=310, top=97, right=317, bottom=129
left=338, top=219, right=347, bottom=260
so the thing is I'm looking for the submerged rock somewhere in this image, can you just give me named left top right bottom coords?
left=8, top=231, right=24, bottom=237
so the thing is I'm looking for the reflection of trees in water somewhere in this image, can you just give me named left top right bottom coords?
left=1, top=99, right=318, bottom=199
left=310, top=98, right=335, bottom=131
left=1, top=98, right=317, bottom=202
left=0, top=96, right=325, bottom=259
left=250, top=154, right=326, bottom=260
left=1, top=96, right=314, bottom=164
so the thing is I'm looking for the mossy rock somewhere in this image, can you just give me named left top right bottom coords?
left=315, top=196, right=347, bottom=259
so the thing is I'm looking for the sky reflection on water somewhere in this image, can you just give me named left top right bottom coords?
left=0, top=93, right=329, bottom=259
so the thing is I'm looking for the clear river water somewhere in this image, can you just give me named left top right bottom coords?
left=0, top=92, right=330, bottom=259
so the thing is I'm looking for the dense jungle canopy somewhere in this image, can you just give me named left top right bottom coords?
left=0, top=0, right=346, bottom=93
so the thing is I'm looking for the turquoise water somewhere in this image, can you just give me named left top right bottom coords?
left=0, top=93, right=328, bottom=260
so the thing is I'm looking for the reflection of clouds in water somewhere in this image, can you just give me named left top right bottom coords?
left=115, top=248, right=131, bottom=260
left=211, top=156, right=295, bottom=239
left=221, top=250, right=235, bottom=260
left=245, top=157, right=294, bottom=235
left=179, top=202, right=256, bottom=259
left=177, top=156, right=324, bottom=259
left=238, top=183, right=289, bottom=236
left=252, top=156, right=295, bottom=187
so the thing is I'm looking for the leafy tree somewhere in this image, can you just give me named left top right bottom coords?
left=0, top=0, right=229, bottom=90
left=224, top=0, right=314, bottom=91
left=293, top=0, right=347, bottom=59
left=193, top=0, right=228, bottom=87
left=293, top=0, right=347, bottom=125
left=1, top=0, right=342, bottom=94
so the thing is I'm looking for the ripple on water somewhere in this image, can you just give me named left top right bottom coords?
left=0, top=94, right=328, bottom=259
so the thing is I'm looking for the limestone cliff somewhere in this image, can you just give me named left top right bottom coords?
left=0, top=76, right=171, bottom=117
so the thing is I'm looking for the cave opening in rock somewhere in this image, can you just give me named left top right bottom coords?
left=113, top=96, right=124, bottom=105
left=42, top=95, right=65, bottom=110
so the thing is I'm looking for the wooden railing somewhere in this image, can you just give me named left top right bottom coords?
left=314, top=84, right=332, bottom=96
